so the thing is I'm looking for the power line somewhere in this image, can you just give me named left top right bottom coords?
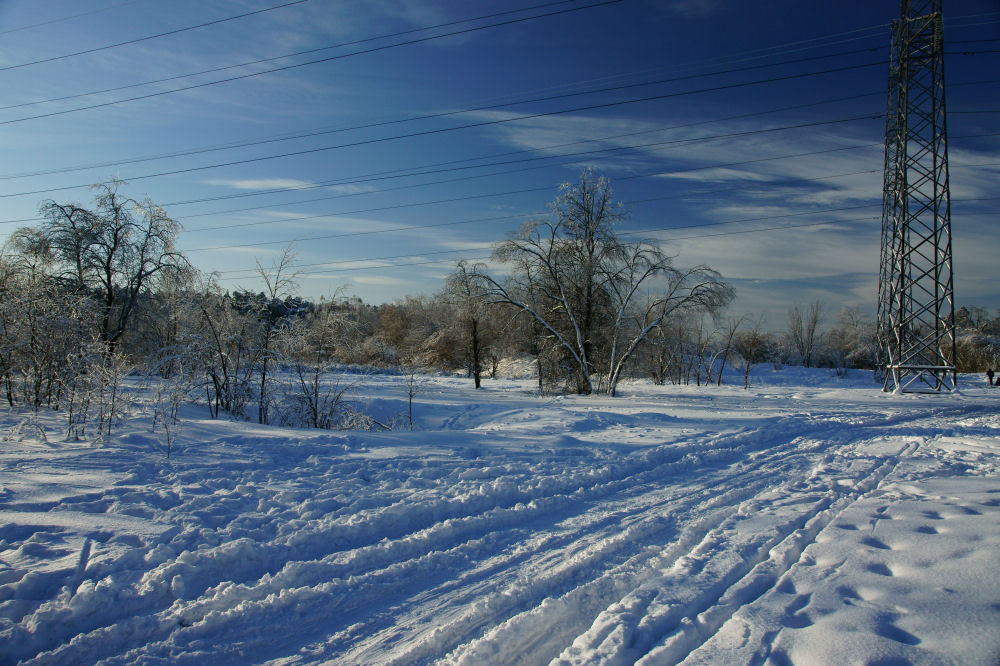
left=0, top=0, right=595, bottom=113
left=0, top=47, right=884, bottom=181
left=176, top=159, right=998, bottom=254
left=4, top=138, right=993, bottom=234
left=217, top=219, right=885, bottom=281
left=158, top=124, right=1000, bottom=224
left=0, top=0, right=624, bottom=126
left=215, top=202, right=886, bottom=277
left=950, top=38, right=1000, bottom=45
left=182, top=180, right=887, bottom=253
left=216, top=203, right=1000, bottom=281
left=0, top=20, right=984, bottom=198
left=154, top=79, right=996, bottom=210
left=0, top=0, right=314, bottom=72
left=10, top=91, right=991, bottom=229
left=159, top=91, right=885, bottom=208
left=0, top=0, right=149, bottom=36
left=217, top=255, right=496, bottom=281
left=219, top=247, right=497, bottom=277
left=155, top=155, right=895, bottom=247
left=2, top=68, right=990, bottom=192
left=184, top=212, right=526, bottom=253
left=0, top=60, right=886, bottom=200
left=172, top=114, right=882, bottom=230
left=206, top=174, right=1000, bottom=272
left=0, top=4, right=895, bottom=118
left=0, top=103, right=882, bottom=227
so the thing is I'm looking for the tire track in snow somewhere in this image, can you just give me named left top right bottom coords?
left=28, top=419, right=817, bottom=664
left=359, top=411, right=956, bottom=665
left=444, top=412, right=926, bottom=665
left=11, top=402, right=960, bottom=664
left=340, top=427, right=849, bottom=664
left=550, top=439, right=918, bottom=665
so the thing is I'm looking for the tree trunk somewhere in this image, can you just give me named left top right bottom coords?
left=470, top=317, right=482, bottom=389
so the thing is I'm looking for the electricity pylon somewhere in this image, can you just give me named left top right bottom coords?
left=877, top=0, right=957, bottom=393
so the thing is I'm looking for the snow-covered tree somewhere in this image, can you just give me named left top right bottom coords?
left=787, top=300, right=824, bottom=368
left=37, top=180, right=187, bottom=355
left=442, top=260, right=497, bottom=388
left=476, top=171, right=732, bottom=395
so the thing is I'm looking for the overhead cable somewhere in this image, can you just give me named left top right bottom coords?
left=0, top=0, right=624, bottom=126
left=0, top=60, right=886, bottom=199
left=0, top=0, right=314, bottom=72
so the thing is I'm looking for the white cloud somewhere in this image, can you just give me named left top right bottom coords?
left=203, top=246, right=283, bottom=256
left=348, top=275, right=410, bottom=286
left=661, top=168, right=774, bottom=183
left=659, top=219, right=879, bottom=283
left=437, top=240, right=495, bottom=252
left=205, top=178, right=316, bottom=191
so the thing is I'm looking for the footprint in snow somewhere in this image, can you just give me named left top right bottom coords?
left=783, top=610, right=813, bottom=629
left=875, top=615, right=921, bottom=646
left=913, top=525, right=938, bottom=535
left=861, top=536, right=892, bottom=550
left=836, top=584, right=861, bottom=601
left=866, top=562, right=894, bottom=577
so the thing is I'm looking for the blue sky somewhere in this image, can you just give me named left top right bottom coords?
left=0, top=0, right=997, bottom=325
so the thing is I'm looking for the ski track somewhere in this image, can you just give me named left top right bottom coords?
left=1, top=380, right=996, bottom=665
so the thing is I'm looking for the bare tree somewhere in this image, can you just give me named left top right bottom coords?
left=478, top=171, right=623, bottom=393
left=443, top=260, right=493, bottom=388
left=38, top=180, right=187, bottom=355
left=0, top=229, right=93, bottom=409
left=788, top=300, right=824, bottom=368
left=278, top=305, right=355, bottom=429
left=603, top=250, right=732, bottom=395
left=198, top=286, right=257, bottom=419
left=476, top=171, right=731, bottom=395
left=249, top=246, right=300, bottom=425
left=734, top=315, right=768, bottom=389
left=715, top=315, right=748, bottom=386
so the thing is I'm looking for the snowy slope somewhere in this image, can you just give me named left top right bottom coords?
left=1, top=369, right=998, bottom=665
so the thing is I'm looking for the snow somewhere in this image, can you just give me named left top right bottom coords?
left=1, top=368, right=998, bottom=665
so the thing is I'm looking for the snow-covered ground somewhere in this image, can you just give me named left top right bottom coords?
left=1, top=368, right=998, bottom=665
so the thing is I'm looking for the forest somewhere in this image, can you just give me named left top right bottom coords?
left=2, top=174, right=997, bottom=435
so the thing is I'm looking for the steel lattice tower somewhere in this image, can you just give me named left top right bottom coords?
left=877, top=0, right=957, bottom=393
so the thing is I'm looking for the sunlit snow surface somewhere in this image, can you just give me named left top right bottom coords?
left=1, top=368, right=998, bottom=665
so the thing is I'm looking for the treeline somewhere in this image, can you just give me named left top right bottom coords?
left=2, top=176, right=997, bottom=436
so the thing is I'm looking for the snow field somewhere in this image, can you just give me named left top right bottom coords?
left=1, top=369, right=998, bottom=664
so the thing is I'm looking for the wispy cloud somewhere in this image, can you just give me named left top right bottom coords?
left=244, top=212, right=401, bottom=233
left=203, top=179, right=377, bottom=197
left=206, top=178, right=317, bottom=191
left=661, top=167, right=774, bottom=183
left=207, top=246, right=284, bottom=256
left=348, top=275, right=410, bottom=286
